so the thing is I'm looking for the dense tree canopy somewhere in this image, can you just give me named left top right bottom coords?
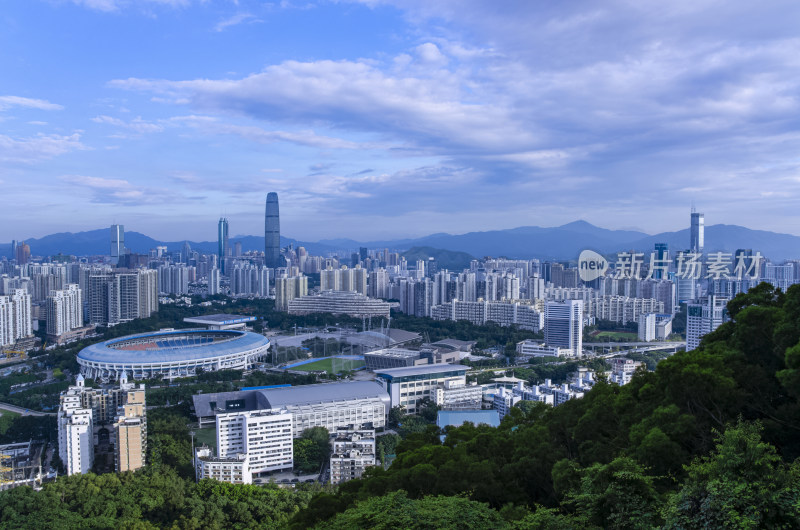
left=2, top=283, right=799, bottom=528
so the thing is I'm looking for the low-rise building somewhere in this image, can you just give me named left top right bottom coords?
left=432, top=379, right=483, bottom=410
left=329, top=425, right=376, bottom=485
left=375, top=364, right=470, bottom=414
left=609, top=358, right=643, bottom=385
left=195, top=446, right=250, bottom=484
left=515, top=340, right=574, bottom=358
left=192, top=381, right=390, bottom=437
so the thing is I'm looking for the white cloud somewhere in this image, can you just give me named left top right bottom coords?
left=0, top=133, right=87, bottom=163
left=0, top=96, right=63, bottom=111
left=92, top=115, right=164, bottom=133
left=69, top=0, right=194, bottom=12
left=214, top=13, right=260, bottom=32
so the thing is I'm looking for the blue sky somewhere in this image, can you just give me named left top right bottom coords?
left=2, top=0, right=800, bottom=243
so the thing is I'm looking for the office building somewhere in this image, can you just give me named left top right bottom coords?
left=110, top=224, right=124, bottom=265
left=375, top=364, right=470, bottom=414
left=544, top=300, right=583, bottom=356
left=218, top=218, right=229, bottom=274
left=15, top=242, right=30, bottom=265
left=690, top=209, right=704, bottom=254
left=653, top=243, right=669, bottom=279
left=329, top=426, right=376, bottom=485
left=265, top=192, right=281, bottom=269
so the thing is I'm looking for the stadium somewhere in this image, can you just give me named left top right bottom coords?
left=77, top=329, right=270, bottom=382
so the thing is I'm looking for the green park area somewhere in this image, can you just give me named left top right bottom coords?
left=593, top=331, right=639, bottom=341
left=297, top=357, right=364, bottom=374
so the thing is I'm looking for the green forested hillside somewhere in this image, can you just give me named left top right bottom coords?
left=1, top=283, right=799, bottom=529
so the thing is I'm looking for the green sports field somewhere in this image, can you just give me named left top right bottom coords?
left=298, top=357, right=365, bottom=374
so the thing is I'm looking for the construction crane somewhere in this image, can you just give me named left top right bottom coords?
left=2, top=350, right=26, bottom=360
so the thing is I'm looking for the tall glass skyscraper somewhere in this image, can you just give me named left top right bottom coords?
left=690, top=209, right=704, bottom=254
left=110, top=224, right=124, bottom=265
left=218, top=218, right=229, bottom=274
left=265, top=193, right=281, bottom=269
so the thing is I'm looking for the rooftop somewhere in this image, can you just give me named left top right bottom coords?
left=374, top=364, right=469, bottom=378
left=259, top=381, right=389, bottom=409
left=183, top=314, right=256, bottom=325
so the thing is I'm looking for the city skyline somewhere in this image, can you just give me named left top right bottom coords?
left=3, top=1, right=800, bottom=242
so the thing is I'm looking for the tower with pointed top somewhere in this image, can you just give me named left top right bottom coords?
left=690, top=207, right=704, bottom=254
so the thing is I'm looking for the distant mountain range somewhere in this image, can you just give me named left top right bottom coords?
left=2, top=220, right=798, bottom=261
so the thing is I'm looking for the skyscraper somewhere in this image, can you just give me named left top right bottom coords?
left=653, top=243, right=669, bottom=279
left=218, top=218, right=229, bottom=274
left=110, top=224, right=125, bottom=265
left=265, top=192, right=281, bottom=269
left=690, top=209, right=704, bottom=254
left=544, top=300, right=583, bottom=357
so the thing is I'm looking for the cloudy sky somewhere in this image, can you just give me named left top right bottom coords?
left=2, top=0, right=800, bottom=243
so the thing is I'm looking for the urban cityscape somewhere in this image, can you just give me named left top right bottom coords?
left=2, top=1, right=800, bottom=528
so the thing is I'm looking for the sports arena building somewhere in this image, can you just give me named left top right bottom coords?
left=77, top=329, right=270, bottom=382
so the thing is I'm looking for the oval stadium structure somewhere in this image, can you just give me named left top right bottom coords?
left=77, top=329, right=270, bottom=381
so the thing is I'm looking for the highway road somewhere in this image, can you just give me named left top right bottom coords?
left=0, top=401, right=55, bottom=416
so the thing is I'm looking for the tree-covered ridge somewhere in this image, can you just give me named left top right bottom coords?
left=291, top=283, right=800, bottom=527
left=1, top=283, right=799, bottom=528
left=0, top=467, right=316, bottom=529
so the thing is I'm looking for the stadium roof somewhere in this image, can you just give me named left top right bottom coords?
left=78, top=329, right=269, bottom=364
left=259, top=381, right=389, bottom=409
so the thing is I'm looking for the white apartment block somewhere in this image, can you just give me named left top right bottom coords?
left=638, top=312, right=657, bottom=342
left=430, top=299, right=543, bottom=332
left=216, top=409, right=294, bottom=477
left=47, top=284, right=83, bottom=337
left=590, top=296, right=663, bottom=324
left=687, top=295, right=729, bottom=351
left=58, top=380, right=95, bottom=476
left=329, top=427, right=376, bottom=485
left=0, top=289, right=32, bottom=347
